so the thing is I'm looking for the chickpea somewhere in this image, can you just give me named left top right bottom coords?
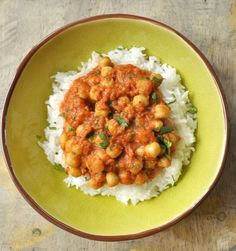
left=129, top=159, right=143, bottom=175
left=87, top=75, right=99, bottom=85
left=89, top=178, right=103, bottom=189
left=77, top=81, right=90, bottom=99
left=101, top=78, right=114, bottom=87
left=106, top=144, right=122, bottom=158
left=152, top=120, right=164, bottom=132
left=59, top=133, right=67, bottom=149
left=157, top=157, right=171, bottom=168
left=145, top=142, right=161, bottom=159
left=65, top=138, right=74, bottom=153
left=133, top=95, right=149, bottom=108
left=94, top=172, right=106, bottom=183
left=65, top=152, right=81, bottom=168
left=136, top=79, right=153, bottom=95
left=95, top=103, right=109, bottom=117
left=155, top=104, right=170, bottom=119
left=122, top=104, right=135, bottom=120
left=99, top=56, right=112, bottom=67
left=136, top=146, right=145, bottom=157
left=86, top=155, right=104, bottom=173
left=134, top=172, right=148, bottom=185
left=68, top=167, right=81, bottom=177
left=106, top=172, right=119, bottom=187
left=76, top=124, right=85, bottom=136
left=106, top=119, right=120, bottom=135
left=117, top=96, right=130, bottom=108
left=96, top=149, right=109, bottom=162
left=71, top=144, right=82, bottom=156
left=89, top=85, right=101, bottom=101
left=119, top=170, right=133, bottom=184
left=101, top=66, right=113, bottom=77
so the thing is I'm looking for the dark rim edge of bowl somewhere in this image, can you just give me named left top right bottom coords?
left=1, top=14, right=229, bottom=241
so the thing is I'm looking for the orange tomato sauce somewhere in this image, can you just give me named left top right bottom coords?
left=59, top=57, right=180, bottom=188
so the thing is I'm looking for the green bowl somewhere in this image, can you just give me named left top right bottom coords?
left=1, top=14, right=228, bottom=240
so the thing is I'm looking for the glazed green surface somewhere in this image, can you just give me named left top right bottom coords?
left=5, top=18, right=226, bottom=236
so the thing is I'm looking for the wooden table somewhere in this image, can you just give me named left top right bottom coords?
left=0, top=1, right=235, bottom=250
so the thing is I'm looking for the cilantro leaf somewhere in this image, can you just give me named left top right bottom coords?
left=188, top=105, right=198, bottom=114
left=167, top=94, right=176, bottom=104
left=157, top=135, right=172, bottom=148
left=152, top=74, right=163, bottom=84
left=99, top=133, right=109, bottom=149
left=159, top=126, right=175, bottom=134
left=151, top=92, right=159, bottom=101
left=116, top=115, right=129, bottom=128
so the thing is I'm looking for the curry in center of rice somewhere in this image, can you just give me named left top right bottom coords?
left=59, top=56, right=180, bottom=188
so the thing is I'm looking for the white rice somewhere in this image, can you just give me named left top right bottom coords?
left=40, top=47, right=197, bottom=205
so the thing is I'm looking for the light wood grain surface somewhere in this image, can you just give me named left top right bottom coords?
left=0, top=0, right=236, bottom=250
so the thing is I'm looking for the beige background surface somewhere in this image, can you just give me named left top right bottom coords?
left=0, top=0, right=236, bottom=250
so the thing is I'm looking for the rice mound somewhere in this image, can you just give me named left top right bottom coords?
left=40, top=47, right=197, bottom=205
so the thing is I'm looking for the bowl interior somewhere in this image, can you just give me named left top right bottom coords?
left=3, top=17, right=227, bottom=238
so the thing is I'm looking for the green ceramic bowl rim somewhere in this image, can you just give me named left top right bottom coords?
left=1, top=14, right=229, bottom=241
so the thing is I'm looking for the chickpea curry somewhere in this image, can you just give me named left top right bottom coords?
left=59, top=56, right=180, bottom=189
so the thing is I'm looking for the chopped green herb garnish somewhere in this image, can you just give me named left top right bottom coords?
left=152, top=75, right=163, bottom=84
left=159, top=126, right=175, bottom=134
left=99, top=133, right=109, bottom=149
left=151, top=92, right=159, bottom=101
left=54, top=164, right=65, bottom=173
left=99, top=133, right=107, bottom=140
left=167, top=94, right=176, bottom=104
left=158, top=135, right=172, bottom=148
left=117, top=47, right=124, bottom=50
left=116, top=115, right=129, bottom=128
left=87, top=131, right=95, bottom=142
left=163, top=138, right=172, bottom=148
left=49, top=126, right=57, bottom=130
left=188, top=105, right=198, bottom=114
left=68, top=127, right=75, bottom=132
